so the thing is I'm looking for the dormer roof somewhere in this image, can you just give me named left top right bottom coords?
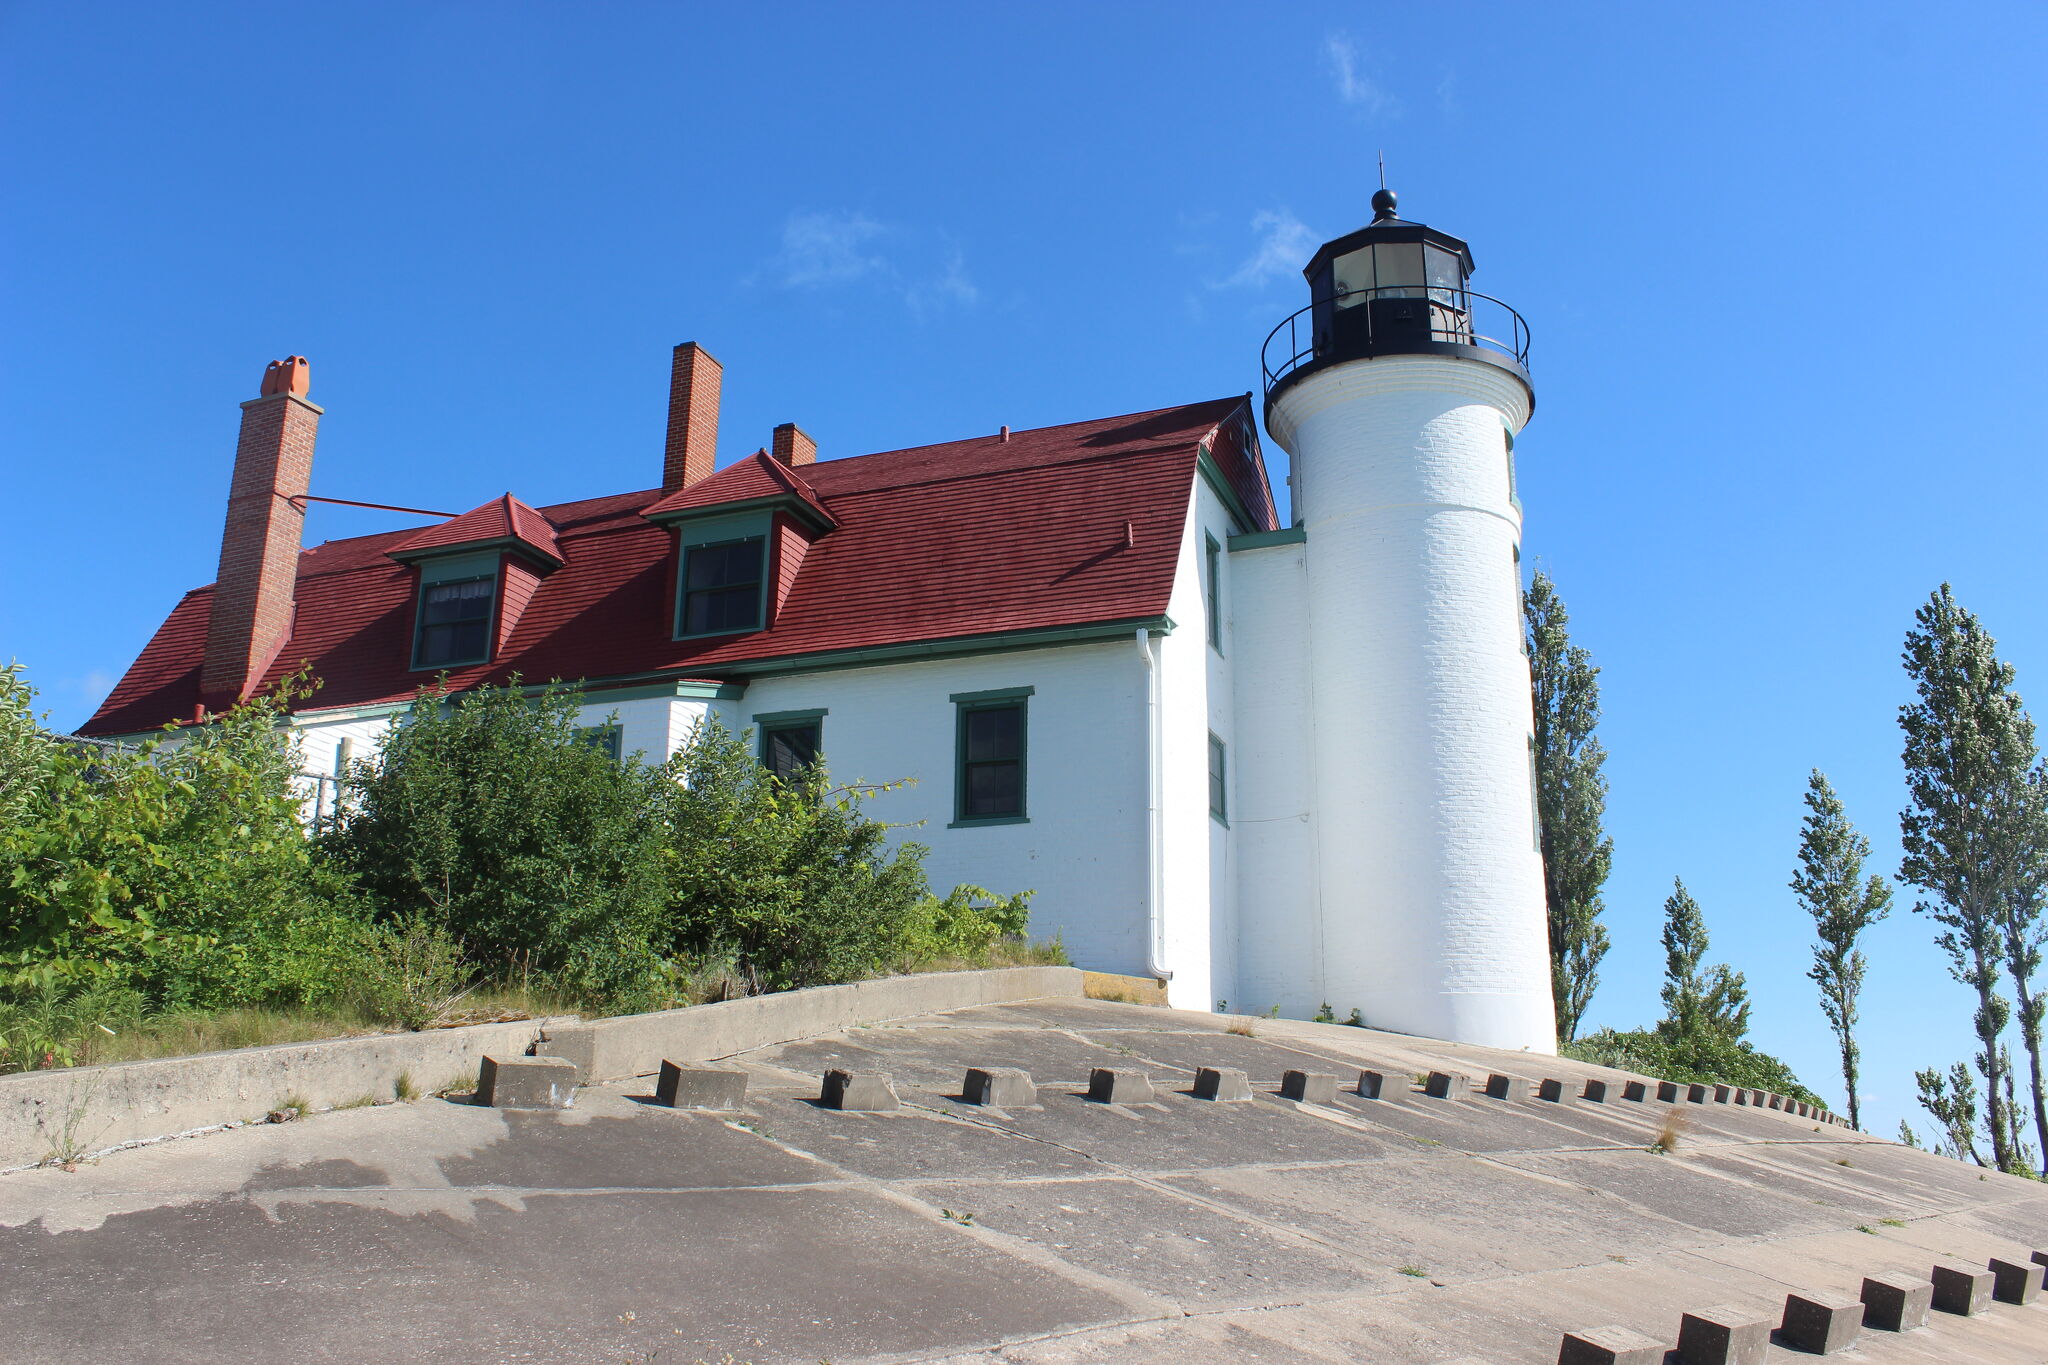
left=388, top=493, right=563, bottom=567
left=640, top=450, right=835, bottom=532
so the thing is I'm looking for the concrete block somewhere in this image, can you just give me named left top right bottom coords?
left=2031, top=1248, right=2048, bottom=1271
left=533, top=1024, right=597, bottom=1081
left=1484, top=1073, right=1531, bottom=1100
left=1987, top=1256, right=2043, bottom=1304
left=1087, top=1068, right=1153, bottom=1104
left=1779, top=1293, right=1860, bottom=1354
left=1356, top=1069, right=1391, bottom=1099
left=1537, top=1078, right=1575, bottom=1104
left=963, top=1067, right=1035, bottom=1108
left=1713, top=1084, right=1734, bottom=1103
left=1424, top=1071, right=1470, bottom=1100
left=1280, top=1070, right=1338, bottom=1104
left=1749, top=1089, right=1768, bottom=1107
left=1860, top=1274, right=1931, bottom=1332
left=655, top=1062, right=747, bottom=1110
left=1657, top=1081, right=1681, bottom=1102
left=1930, top=1263, right=1993, bottom=1316
left=1556, top=1324, right=1664, bottom=1364
left=476, top=1055, right=578, bottom=1110
left=1732, top=1088, right=1751, bottom=1106
left=1581, top=1079, right=1609, bottom=1103
left=1676, top=1303, right=1769, bottom=1365
left=1687, top=1083, right=1709, bottom=1103
left=1621, top=1080, right=1648, bottom=1102
left=1192, top=1066, right=1253, bottom=1101
left=820, top=1069, right=898, bottom=1112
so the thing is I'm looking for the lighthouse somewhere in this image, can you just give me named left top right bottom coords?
left=1260, top=189, right=1557, bottom=1053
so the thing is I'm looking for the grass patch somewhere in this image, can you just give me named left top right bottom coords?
left=1649, top=1110, right=1687, bottom=1155
left=394, top=1071, right=420, bottom=1102
left=1397, top=1264, right=1428, bottom=1278
left=1225, top=1018, right=1257, bottom=1038
left=1879, top=1217, right=1906, bottom=1227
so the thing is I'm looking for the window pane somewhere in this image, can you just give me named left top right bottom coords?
left=1332, top=247, right=1374, bottom=307
left=764, top=724, right=820, bottom=781
left=1208, top=735, right=1227, bottom=821
left=964, top=705, right=1020, bottom=762
left=1372, top=242, right=1424, bottom=293
left=965, top=760, right=1021, bottom=817
left=417, top=576, right=495, bottom=665
left=681, top=538, right=764, bottom=634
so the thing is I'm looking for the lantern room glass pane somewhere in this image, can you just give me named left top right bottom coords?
left=1332, top=247, right=1373, bottom=308
left=1372, top=242, right=1424, bottom=297
left=1425, top=246, right=1464, bottom=294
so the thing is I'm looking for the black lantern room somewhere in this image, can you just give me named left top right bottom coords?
left=1263, top=189, right=1530, bottom=412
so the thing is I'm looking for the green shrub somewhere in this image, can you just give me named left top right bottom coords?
left=898, top=883, right=1034, bottom=967
left=657, top=720, right=937, bottom=993
left=323, top=680, right=670, bottom=997
left=1565, top=1026, right=1822, bottom=1107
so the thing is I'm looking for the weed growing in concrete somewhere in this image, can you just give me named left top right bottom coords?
left=335, top=1094, right=377, bottom=1110
left=39, top=1073, right=108, bottom=1170
left=1345, top=1008, right=1364, bottom=1027
left=266, top=1092, right=311, bottom=1123
left=1836, top=1158, right=1853, bottom=1167
left=1879, top=1217, right=1905, bottom=1227
left=394, top=1070, right=419, bottom=1102
left=1397, top=1264, right=1428, bottom=1278
left=1226, top=1019, right=1256, bottom=1038
left=940, top=1208, right=976, bottom=1226
left=1649, top=1109, right=1687, bottom=1155
left=1313, top=1002, right=1335, bottom=1023
left=731, top=1119, right=774, bottom=1140
left=1856, top=1224, right=1876, bottom=1234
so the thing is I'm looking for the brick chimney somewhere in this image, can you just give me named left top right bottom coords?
left=771, top=422, right=816, bottom=467
left=199, top=357, right=320, bottom=706
left=663, top=341, right=721, bottom=490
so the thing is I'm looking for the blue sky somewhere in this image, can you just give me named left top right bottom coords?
left=4, top=4, right=2045, bottom=1141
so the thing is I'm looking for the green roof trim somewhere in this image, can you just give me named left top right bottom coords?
left=1195, top=443, right=1257, bottom=537
left=1227, top=526, right=1306, bottom=551
left=715, top=615, right=1176, bottom=680
left=643, top=492, right=835, bottom=535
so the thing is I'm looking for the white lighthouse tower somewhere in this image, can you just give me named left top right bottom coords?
left=1261, top=189, right=1556, bottom=1053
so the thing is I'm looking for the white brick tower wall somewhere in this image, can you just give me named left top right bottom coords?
left=1267, top=353, right=1556, bottom=1053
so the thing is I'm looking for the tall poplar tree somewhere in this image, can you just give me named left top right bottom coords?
left=1525, top=570, right=1612, bottom=1042
left=1658, top=878, right=1750, bottom=1043
left=1791, top=770, right=1891, bottom=1130
left=1898, top=584, right=2048, bottom=1173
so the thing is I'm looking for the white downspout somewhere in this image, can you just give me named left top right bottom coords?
left=1138, top=628, right=1171, bottom=982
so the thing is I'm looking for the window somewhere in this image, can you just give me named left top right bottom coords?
left=678, top=535, right=766, bottom=637
left=576, top=724, right=623, bottom=762
left=951, top=687, right=1031, bottom=826
left=1208, top=733, right=1228, bottom=825
left=1527, top=734, right=1542, bottom=851
left=414, top=575, right=496, bottom=668
left=1204, top=534, right=1223, bottom=651
left=755, top=709, right=826, bottom=783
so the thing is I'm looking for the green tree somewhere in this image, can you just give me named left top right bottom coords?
left=1524, top=570, right=1613, bottom=1043
left=1914, top=1061, right=1984, bottom=1166
left=1657, top=878, right=1750, bottom=1043
left=1566, top=1026, right=1820, bottom=1108
left=1790, top=770, right=1892, bottom=1130
left=325, top=680, right=671, bottom=1003
left=1898, top=584, right=2048, bottom=1173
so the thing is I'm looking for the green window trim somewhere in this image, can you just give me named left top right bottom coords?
left=751, top=707, right=828, bottom=726
left=758, top=711, right=824, bottom=783
left=410, top=569, right=499, bottom=671
left=1208, top=732, right=1228, bottom=826
left=1204, top=533, right=1223, bottom=652
left=673, top=511, right=774, bottom=641
left=952, top=688, right=1030, bottom=826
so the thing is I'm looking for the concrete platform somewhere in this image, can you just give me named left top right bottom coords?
left=3, top=998, right=2045, bottom=1363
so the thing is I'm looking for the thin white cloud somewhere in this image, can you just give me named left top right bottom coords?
left=906, top=245, right=979, bottom=316
left=1216, top=209, right=1319, bottom=289
left=1323, top=34, right=1396, bottom=115
left=768, top=212, right=978, bottom=315
left=773, top=211, right=889, bottom=288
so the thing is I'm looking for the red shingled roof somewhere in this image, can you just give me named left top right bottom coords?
left=82, top=396, right=1273, bottom=736
left=388, top=492, right=563, bottom=565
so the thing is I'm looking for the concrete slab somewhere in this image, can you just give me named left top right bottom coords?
left=1280, top=1070, right=1339, bottom=1104
left=1192, top=1066, right=1253, bottom=1101
left=653, top=1060, right=746, bottom=1109
left=1861, top=1273, right=1932, bottom=1331
left=475, top=1054, right=577, bottom=1109
left=1675, top=1302, right=1769, bottom=1364
left=964, top=1066, right=1037, bottom=1108
left=7, top=994, right=2047, bottom=1365
left=1780, top=1292, right=1861, bottom=1354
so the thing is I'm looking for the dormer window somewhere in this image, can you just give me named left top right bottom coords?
left=679, top=534, right=766, bottom=637
left=414, top=572, right=497, bottom=669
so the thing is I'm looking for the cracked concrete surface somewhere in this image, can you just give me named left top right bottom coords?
left=2, top=999, right=2045, bottom=1363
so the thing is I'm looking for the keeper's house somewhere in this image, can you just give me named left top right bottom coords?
left=83, top=194, right=1560, bottom=1052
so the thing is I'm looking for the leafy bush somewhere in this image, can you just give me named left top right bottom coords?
left=898, top=883, right=1035, bottom=967
left=0, top=666, right=361, bottom=1012
left=1565, top=1026, right=1823, bottom=1108
left=657, top=719, right=938, bottom=993
left=323, top=680, right=671, bottom=1001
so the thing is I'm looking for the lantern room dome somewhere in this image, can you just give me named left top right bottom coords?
left=1261, top=190, right=1531, bottom=417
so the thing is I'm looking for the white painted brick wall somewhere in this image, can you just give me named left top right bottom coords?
left=1269, top=354, right=1556, bottom=1053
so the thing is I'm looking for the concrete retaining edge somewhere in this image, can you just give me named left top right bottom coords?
left=0, top=965, right=1083, bottom=1171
